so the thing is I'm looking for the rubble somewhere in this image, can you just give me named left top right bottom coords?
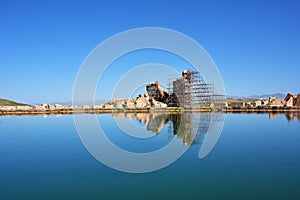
left=227, top=92, right=300, bottom=109
left=296, top=94, right=300, bottom=106
left=146, top=81, right=169, bottom=103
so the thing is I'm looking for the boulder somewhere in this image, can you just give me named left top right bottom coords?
left=269, top=96, right=283, bottom=107
left=146, top=81, right=169, bottom=103
left=165, top=93, right=179, bottom=107
left=254, top=100, right=262, bottom=107
left=284, top=93, right=296, bottom=101
left=297, top=94, right=300, bottom=106
left=285, top=97, right=294, bottom=107
left=135, top=97, right=151, bottom=108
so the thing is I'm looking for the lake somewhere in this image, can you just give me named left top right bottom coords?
left=0, top=112, right=300, bottom=199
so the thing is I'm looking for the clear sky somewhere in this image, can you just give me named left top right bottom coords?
left=1, top=0, right=300, bottom=104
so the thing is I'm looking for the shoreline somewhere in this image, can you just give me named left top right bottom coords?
left=1, top=107, right=300, bottom=116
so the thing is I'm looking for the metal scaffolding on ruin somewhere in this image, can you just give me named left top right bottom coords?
left=167, top=70, right=223, bottom=108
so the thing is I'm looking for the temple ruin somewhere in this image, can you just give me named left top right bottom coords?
left=145, top=69, right=224, bottom=108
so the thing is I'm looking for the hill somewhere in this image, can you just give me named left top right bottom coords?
left=228, top=93, right=286, bottom=100
left=248, top=93, right=286, bottom=100
left=0, top=98, right=29, bottom=106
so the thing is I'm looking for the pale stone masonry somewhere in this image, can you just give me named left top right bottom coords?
left=1, top=92, right=300, bottom=113
left=249, top=93, right=300, bottom=108
left=226, top=93, right=300, bottom=109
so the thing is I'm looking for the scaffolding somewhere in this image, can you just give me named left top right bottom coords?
left=167, top=70, right=223, bottom=108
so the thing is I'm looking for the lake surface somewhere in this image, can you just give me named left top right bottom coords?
left=0, top=113, right=300, bottom=199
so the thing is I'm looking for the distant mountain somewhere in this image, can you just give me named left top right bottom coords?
left=248, top=93, right=286, bottom=100
left=227, top=93, right=287, bottom=100
left=226, top=95, right=242, bottom=99
left=33, top=99, right=109, bottom=106
left=0, top=98, right=29, bottom=106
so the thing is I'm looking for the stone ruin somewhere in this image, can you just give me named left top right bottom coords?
left=252, top=93, right=300, bottom=108
left=284, top=93, right=300, bottom=107
left=145, top=70, right=217, bottom=108
left=145, top=81, right=179, bottom=107
left=145, top=81, right=169, bottom=103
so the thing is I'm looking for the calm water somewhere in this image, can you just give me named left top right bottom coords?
left=0, top=113, right=300, bottom=199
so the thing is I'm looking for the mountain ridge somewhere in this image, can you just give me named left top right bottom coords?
left=227, top=93, right=286, bottom=100
left=0, top=98, right=29, bottom=106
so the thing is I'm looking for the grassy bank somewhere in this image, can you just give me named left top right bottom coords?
left=0, top=98, right=28, bottom=106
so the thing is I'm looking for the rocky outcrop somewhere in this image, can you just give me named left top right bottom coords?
left=146, top=81, right=180, bottom=107
left=269, top=96, right=283, bottom=107
left=165, top=93, right=179, bottom=107
left=282, top=93, right=300, bottom=107
left=284, top=93, right=296, bottom=101
left=296, top=94, right=300, bottom=107
left=101, top=93, right=168, bottom=109
left=146, top=81, right=169, bottom=103
left=145, top=71, right=194, bottom=107
left=239, top=93, right=300, bottom=108
left=99, top=80, right=176, bottom=109
left=283, top=93, right=295, bottom=107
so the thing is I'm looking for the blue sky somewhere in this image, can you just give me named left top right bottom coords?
left=1, top=0, right=300, bottom=103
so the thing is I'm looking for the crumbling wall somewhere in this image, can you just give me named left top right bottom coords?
left=146, top=81, right=169, bottom=103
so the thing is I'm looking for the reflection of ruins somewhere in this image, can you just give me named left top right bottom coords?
left=112, top=112, right=225, bottom=146
left=284, top=112, right=300, bottom=121
left=268, top=112, right=300, bottom=121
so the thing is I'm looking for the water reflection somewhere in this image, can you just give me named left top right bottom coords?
left=268, top=112, right=300, bottom=122
left=284, top=112, right=300, bottom=122
left=269, top=113, right=280, bottom=119
left=112, top=112, right=225, bottom=147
